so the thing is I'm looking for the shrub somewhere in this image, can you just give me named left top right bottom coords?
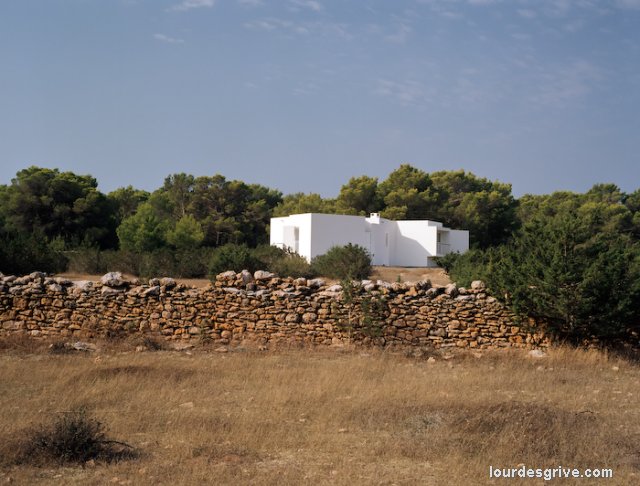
left=252, top=244, right=314, bottom=278
left=270, top=252, right=315, bottom=278
left=251, top=244, right=287, bottom=269
left=0, top=232, right=67, bottom=275
left=489, top=215, right=640, bottom=341
left=66, top=248, right=137, bottom=276
left=450, top=213, right=640, bottom=343
left=13, top=409, right=135, bottom=465
left=66, top=246, right=104, bottom=274
left=173, top=248, right=215, bottom=278
left=209, top=244, right=258, bottom=275
left=139, top=336, right=167, bottom=351
left=436, top=248, right=497, bottom=288
left=311, top=244, right=371, bottom=280
left=66, top=248, right=214, bottom=278
left=334, top=279, right=388, bottom=341
left=138, top=248, right=177, bottom=278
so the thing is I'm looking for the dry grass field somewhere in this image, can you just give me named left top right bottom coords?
left=0, top=340, right=638, bottom=485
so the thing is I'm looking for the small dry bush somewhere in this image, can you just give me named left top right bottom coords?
left=6, top=410, right=136, bottom=467
left=141, top=336, right=167, bottom=351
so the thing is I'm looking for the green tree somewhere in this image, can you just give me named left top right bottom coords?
left=161, top=173, right=195, bottom=219
left=518, top=185, right=634, bottom=235
left=107, top=186, right=149, bottom=224
left=0, top=229, right=68, bottom=274
left=311, top=244, right=372, bottom=280
left=452, top=212, right=640, bottom=342
left=429, top=170, right=518, bottom=248
left=624, top=188, right=640, bottom=239
left=336, top=176, right=381, bottom=215
left=0, top=166, right=117, bottom=248
left=209, top=244, right=258, bottom=275
left=585, top=183, right=624, bottom=204
left=272, top=193, right=336, bottom=217
left=375, top=166, right=517, bottom=247
left=166, top=215, right=205, bottom=249
left=116, top=202, right=170, bottom=252
left=187, top=175, right=281, bottom=247
left=377, top=164, right=435, bottom=219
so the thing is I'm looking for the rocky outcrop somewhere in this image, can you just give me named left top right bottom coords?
left=0, top=271, right=549, bottom=349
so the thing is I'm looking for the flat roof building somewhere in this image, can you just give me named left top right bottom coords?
left=270, top=213, right=469, bottom=267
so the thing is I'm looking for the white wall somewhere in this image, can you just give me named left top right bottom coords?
left=308, top=214, right=371, bottom=261
left=270, top=214, right=313, bottom=261
left=392, top=221, right=438, bottom=267
left=269, top=217, right=287, bottom=248
left=447, top=229, right=470, bottom=255
left=366, top=217, right=393, bottom=266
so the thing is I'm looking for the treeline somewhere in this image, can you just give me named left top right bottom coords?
left=0, top=164, right=518, bottom=276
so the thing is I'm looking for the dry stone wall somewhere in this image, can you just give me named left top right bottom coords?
left=0, top=271, right=549, bottom=349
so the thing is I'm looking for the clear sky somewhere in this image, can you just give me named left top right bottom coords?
left=1, top=0, right=639, bottom=197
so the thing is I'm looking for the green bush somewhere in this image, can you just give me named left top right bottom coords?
left=0, top=232, right=68, bottom=275
left=209, top=244, right=258, bottom=275
left=270, top=252, right=314, bottom=278
left=66, top=247, right=214, bottom=278
left=250, top=244, right=287, bottom=269
left=437, top=248, right=497, bottom=287
left=65, top=247, right=104, bottom=274
left=252, top=244, right=314, bottom=278
left=488, top=215, right=640, bottom=341
left=335, top=279, right=388, bottom=341
left=311, top=244, right=371, bottom=280
left=448, top=213, right=640, bottom=343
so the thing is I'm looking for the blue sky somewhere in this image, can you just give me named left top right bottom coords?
left=1, top=0, right=639, bottom=197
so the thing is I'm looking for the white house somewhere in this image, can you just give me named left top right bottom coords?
left=270, top=213, right=469, bottom=267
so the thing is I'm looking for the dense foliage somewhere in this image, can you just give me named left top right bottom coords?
left=491, top=216, right=640, bottom=341
left=0, top=167, right=117, bottom=248
left=0, top=230, right=68, bottom=275
left=310, top=244, right=372, bottom=280
left=446, top=191, right=640, bottom=343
